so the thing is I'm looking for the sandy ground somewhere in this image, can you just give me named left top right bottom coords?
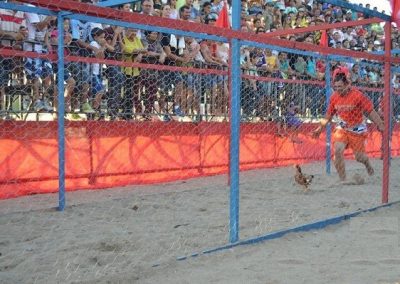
left=0, top=158, right=400, bottom=284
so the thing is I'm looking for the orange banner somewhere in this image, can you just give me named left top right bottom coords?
left=0, top=121, right=398, bottom=199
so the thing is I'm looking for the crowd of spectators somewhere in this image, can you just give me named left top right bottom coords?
left=0, top=0, right=398, bottom=122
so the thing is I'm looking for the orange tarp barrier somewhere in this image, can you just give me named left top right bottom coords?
left=0, top=121, right=398, bottom=199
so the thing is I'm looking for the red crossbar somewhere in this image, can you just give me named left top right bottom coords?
left=16, top=0, right=396, bottom=63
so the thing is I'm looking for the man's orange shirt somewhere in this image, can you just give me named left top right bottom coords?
left=327, top=88, right=373, bottom=127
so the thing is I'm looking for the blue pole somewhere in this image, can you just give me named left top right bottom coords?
left=229, top=0, right=241, bottom=243
left=325, top=59, right=331, bottom=175
left=57, top=13, right=66, bottom=211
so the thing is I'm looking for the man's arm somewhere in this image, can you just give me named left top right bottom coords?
left=77, top=39, right=97, bottom=51
left=312, top=113, right=333, bottom=138
left=0, top=30, right=19, bottom=39
left=35, top=16, right=53, bottom=31
left=360, top=92, right=384, bottom=132
left=98, top=37, right=116, bottom=53
left=368, top=109, right=384, bottom=132
left=312, top=93, right=336, bottom=138
left=163, top=45, right=187, bottom=63
left=78, top=39, right=108, bottom=59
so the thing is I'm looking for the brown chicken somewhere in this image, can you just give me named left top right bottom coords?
left=294, top=164, right=314, bottom=192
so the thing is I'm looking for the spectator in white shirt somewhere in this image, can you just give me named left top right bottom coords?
left=24, top=7, right=55, bottom=112
left=89, top=27, right=108, bottom=118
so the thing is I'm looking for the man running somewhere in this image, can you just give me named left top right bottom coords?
left=312, top=67, right=384, bottom=181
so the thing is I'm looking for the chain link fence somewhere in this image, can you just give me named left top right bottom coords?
left=1, top=1, right=400, bottom=282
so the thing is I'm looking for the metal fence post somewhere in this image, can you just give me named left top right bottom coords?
left=57, top=13, right=66, bottom=211
left=229, top=0, right=241, bottom=243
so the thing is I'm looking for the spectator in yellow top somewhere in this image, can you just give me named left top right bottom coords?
left=263, top=49, right=279, bottom=74
left=297, top=8, right=308, bottom=27
left=121, top=28, right=147, bottom=120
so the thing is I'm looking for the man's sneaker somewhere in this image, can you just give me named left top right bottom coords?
left=86, top=113, right=95, bottom=120
left=43, top=100, right=54, bottom=112
left=4, top=114, right=14, bottom=120
left=81, top=102, right=96, bottom=114
left=70, top=113, right=81, bottom=120
left=192, top=114, right=202, bottom=122
left=97, top=112, right=105, bottom=121
left=33, top=100, right=44, bottom=112
left=174, top=106, right=185, bottom=117
left=142, top=114, right=152, bottom=121
left=0, top=111, right=13, bottom=120
left=163, top=114, right=171, bottom=122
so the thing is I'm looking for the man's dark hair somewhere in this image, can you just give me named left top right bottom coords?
left=334, top=72, right=348, bottom=83
left=91, top=27, right=105, bottom=39
left=249, top=51, right=258, bottom=60
left=202, top=1, right=211, bottom=10
left=179, top=5, right=191, bottom=16
left=255, top=27, right=265, bottom=34
left=119, top=3, right=129, bottom=9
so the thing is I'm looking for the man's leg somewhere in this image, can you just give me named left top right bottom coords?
left=334, top=142, right=347, bottom=181
left=354, top=151, right=374, bottom=176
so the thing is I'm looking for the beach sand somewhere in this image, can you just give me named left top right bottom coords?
left=1, top=158, right=400, bottom=283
